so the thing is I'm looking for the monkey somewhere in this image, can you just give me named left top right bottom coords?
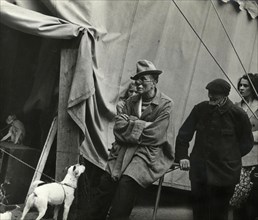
left=1, top=115, right=25, bottom=145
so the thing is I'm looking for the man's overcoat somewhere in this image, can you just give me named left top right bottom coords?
left=106, top=89, right=174, bottom=188
left=175, top=99, right=253, bottom=186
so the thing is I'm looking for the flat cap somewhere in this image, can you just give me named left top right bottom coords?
left=206, top=78, right=231, bottom=96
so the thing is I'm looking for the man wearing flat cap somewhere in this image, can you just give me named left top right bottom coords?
left=89, top=60, right=174, bottom=220
left=175, top=78, right=254, bottom=220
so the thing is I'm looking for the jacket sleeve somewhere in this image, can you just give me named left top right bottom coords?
left=138, top=101, right=173, bottom=146
left=113, top=100, right=173, bottom=146
left=113, top=115, right=145, bottom=144
left=237, top=111, right=254, bottom=156
left=175, top=105, right=198, bottom=162
left=113, top=99, right=146, bottom=144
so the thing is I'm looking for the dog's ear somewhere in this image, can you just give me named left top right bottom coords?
left=80, top=165, right=86, bottom=173
left=64, top=166, right=69, bottom=172
left=79, top=154, right=85, bottom=166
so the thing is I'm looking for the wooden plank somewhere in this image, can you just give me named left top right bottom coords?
left=26, top=117, right=57, bottom=197
left=56, top=48, right=80, bottom=181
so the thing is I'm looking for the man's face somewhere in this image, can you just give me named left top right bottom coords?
left=135, top=75, right=155, bottom=95
left=208, top=91, right=225, bottom=106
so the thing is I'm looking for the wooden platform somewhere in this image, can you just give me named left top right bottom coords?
left=0, top=142, right=40, bottom=204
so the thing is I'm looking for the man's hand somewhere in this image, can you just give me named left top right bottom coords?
left=120, top=114, right=129, bottom=121
left=179, top=159, right=190, bottom=170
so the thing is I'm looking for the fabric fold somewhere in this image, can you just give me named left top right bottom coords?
left=0, top=1, right=84, bottom=39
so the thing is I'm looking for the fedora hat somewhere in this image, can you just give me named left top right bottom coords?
left=131, top=60, right=162, bottom=80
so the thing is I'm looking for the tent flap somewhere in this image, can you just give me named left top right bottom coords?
left=221, top=0, right=258, bottom=18
left=0, top=1, right=84, bottom=39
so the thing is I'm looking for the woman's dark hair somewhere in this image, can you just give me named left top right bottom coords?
left=237, top=73, right=258, bottom=99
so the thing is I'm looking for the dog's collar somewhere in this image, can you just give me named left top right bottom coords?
left=61, top=183, right=76, bottom=190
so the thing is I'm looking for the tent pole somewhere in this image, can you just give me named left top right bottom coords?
left=24, top=117, right=57, bottom=200
left=56, top=47, right=80, bottom=181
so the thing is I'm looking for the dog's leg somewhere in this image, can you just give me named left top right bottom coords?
left=35, top=198, right=48, bottom=220
left=62, top=197, right=74, bottom=220
left=35, top=206, right=47, bottom=220
left=20, top=205, right=30, bottom=220
left=20, top=194, right=34, bottom=220
left=53, top=205, right=61, bottom=220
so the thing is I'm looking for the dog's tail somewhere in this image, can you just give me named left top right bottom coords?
left=32, top=180, right=44, bottom=187
left=30, top=180, right=45, bottom=193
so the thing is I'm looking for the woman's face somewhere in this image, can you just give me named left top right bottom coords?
left=239, top=78, right=252, bottom=98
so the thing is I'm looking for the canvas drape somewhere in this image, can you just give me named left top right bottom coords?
left=0, top=0, right=257, bottom=189
left=0, top=1, right=84, bottom=39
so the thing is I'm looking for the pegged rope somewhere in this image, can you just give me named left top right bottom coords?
left=209, top=0, right=258, bottom=117
left=0, top=147, right=56, bottom=183
left=172, top=0, right=258, bottom=119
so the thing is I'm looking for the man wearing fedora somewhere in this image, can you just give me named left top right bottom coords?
left=175, top=78, right=254, bottom=220
left=89, top=60, right=174, bottom=220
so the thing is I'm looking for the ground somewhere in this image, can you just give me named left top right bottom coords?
left=10, top=186, right=193, bottom=220
left=9, top=186, right=234, bottom=220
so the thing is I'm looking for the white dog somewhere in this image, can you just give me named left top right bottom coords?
left=21, top=164, right=85, bottom=220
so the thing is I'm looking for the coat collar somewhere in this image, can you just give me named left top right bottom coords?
left=208, top=98, right=233, bottom=114
left=216, top=98, right=233, bottom=114
left=131, top=89, right=161, bottom=106
left=131, top=89, right=161, bottom=118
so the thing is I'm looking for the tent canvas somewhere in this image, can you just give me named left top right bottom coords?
left=0, top=0, right=257, bottom=190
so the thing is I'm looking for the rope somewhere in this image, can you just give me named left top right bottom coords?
left=60, top=184, right=66, bottom=203
left=172, top=0, right=258, bottom=119
left=0, top=125, right=9, bottom=134
left=0, top=147, right=86, bottom=193
left=0, top=147, right=56, bottom=183
left=209, top=0, right=258, bottom=104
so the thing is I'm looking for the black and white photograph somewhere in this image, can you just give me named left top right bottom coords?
left=0, top=0, right=257, bottom=219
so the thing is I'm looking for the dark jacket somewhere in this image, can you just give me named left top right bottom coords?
left=175, top=99, right=253, bottom=186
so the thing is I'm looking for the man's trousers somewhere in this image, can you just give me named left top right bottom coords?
left=89, top=172, right=141, bottom=220
left=191, top=181, right=235, bottom=220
